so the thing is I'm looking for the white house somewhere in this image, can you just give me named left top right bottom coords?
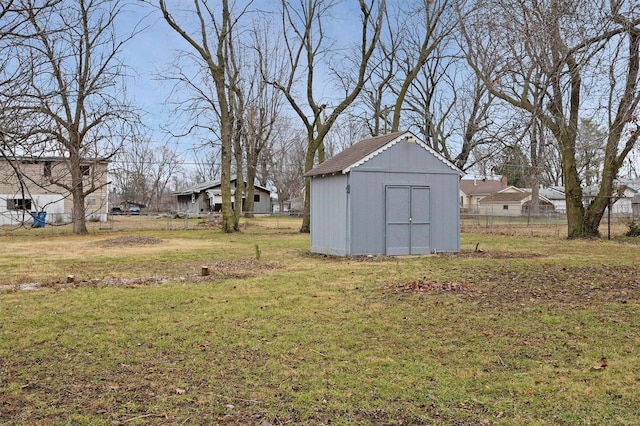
left=459, top=177, right=508, bottom=213
left=478, top=187, right=555, bottom=216
left=539, top=186, right=567, bottom=214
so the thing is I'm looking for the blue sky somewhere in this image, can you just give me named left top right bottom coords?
left=116, top=0, right=376, bottom=163
left=118, top=4, right=192, bottom=149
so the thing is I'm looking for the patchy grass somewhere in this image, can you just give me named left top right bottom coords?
left=1, top=218, right=639, bottom=425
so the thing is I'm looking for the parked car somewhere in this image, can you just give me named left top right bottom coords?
left=110, top=207, right=123, bottom=215
left=128, top=205, right=141, bottom=215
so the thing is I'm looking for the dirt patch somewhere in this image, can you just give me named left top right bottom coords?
left=0, top=258, right=281, bottom=292
left=389, top=279, right=471, bottom=294
left=193, top=214, right=254, bottom=229
left=388, top=264, right=640, bottom=306
left=99, top=236, right=164, bottom=246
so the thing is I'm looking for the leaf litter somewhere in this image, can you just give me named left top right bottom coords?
left=388, top=252, right=639, bottom=306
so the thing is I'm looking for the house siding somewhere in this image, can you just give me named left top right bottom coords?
left=310, top=174, right=348, bottom=256
left=479, top=202, right=522, bottom=216
left=176, top=193, right=209, bottom=214
left=0, top=158, right=108, bottom=225
left=251, top=189, right=272, bottom=214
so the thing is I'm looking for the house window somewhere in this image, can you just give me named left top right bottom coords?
left=503, top=205, right=509, bottom=210
left=86, top=198, right=96, bottom=206
left=43, top=161, right=52, bottom=178
left=7, top=198, right=32, bottom=210
left=254, top=194, right=260, bottom=202
left=81, top=165, right=91, bottom=177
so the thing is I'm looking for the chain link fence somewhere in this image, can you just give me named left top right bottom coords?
left=461, top=212, right=635, bottom=238
left=3, top=210, right=636, bottom=238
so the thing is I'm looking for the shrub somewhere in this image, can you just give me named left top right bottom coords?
left=625, top=219, right=640, bottom=236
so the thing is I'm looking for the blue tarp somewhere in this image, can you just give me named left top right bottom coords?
left=31, top=211, right=47, bottom=228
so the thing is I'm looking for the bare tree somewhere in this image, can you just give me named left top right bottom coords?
left=158, top=0, right=249, bottom=232
left=111, top=136, right=184, bottom=212
left=448, top=72, right=503, bottom=171
left=355, top=1, right=398, bottom=137
left=190, top=143, right=220, bottom=183
left=110, top=136, right=152, bottom=208
left=386, top=0, right=459, bottom=134
left=264, top=0, right=385, bottom=232
left=575, top=119, right=607, bottom=187
left=266, top=123, right=307, bottom=214
left=241, top=98, right=280, bottom=216
left=11, top=0, right=140, bottom=234
left=360, top=0, right=501, bottom=172
left=462, top=0, right=640, bottom=238
left=323, top=117, right=371, bottom=156
left=237, top=23, right=285, bottom=217
left=0, top=1, right=62, bottom=227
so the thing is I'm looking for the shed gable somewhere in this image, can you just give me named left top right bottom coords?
left=304, top=131, right=463, bottom=178
left=345, top=135, right=462, bottom=175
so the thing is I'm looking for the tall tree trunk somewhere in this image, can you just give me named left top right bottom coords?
left=233, top=130, right=244, bottom=230
left=244, top=160, right=256, bottom=218
left=300, top=146, right=316, bottom=233
left=69, top=152, right=88, bottom=235
left=220, top=124, right=234, bottom=233
left=560, top=133, right=592, bottom=237
left=217, top=82, right=235, bottom=234
left=159, top=0, right=240, bottom=233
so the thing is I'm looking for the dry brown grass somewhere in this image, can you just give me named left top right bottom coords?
left=1, top=216, right=640, bottom=425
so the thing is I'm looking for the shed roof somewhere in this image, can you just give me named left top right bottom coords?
left=304, top=131, right=463, bottom=177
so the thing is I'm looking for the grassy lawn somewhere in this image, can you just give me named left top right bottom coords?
left=1, top=217, right=639, bottom=425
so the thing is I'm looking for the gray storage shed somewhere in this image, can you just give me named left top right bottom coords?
left=304, top=131, right=463, bottom=256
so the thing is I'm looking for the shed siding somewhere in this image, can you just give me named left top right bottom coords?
left=349, top=170, right=459, bottom=255
left=348, top=170, right=386, bottom=254
left=307, top=132, right=460, bottom=256
left=349, top=141, right=459, bottom=255
left=310, top=174, right=348, bottom=256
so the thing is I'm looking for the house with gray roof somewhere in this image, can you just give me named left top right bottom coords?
left=539, top=186, right=566, bottom=214
left=173, top=178, right=271, bottom=215
left=304, top=131, right=463, bottom=256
